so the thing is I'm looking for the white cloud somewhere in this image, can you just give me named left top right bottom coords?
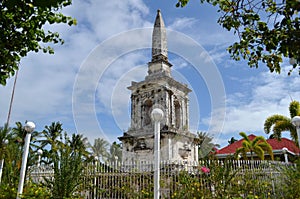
left=97, top=52, right=148, bottom=114
left=207, top=69, right=300, bottom=143
left=1, top=0, right=298, bottom=150
left=171, top=57, right=189, bottom=69
left=169, top=17, right=198, bottom=30
left=0, top=0, right=151, bottom=141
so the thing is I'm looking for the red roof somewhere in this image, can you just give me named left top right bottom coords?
left=216, top=134, right=300, bottom=155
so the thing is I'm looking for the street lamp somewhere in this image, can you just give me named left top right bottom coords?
left=0, top=139, right=8, bottom=184
left=282, top=147, right=289, bottom=163
left=16, top=121, right=35, bottom=199
left=151, top=108, right=164, bottom=199
left=37, top=149, right=43, bottom=167
left=291, top=116, right=300, bottom=148
left=94, top=156, right=98, bottom=199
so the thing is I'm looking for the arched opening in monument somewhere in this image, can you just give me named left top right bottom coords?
left=143, top=99, right=153, bottom=126
left=174, top=100, right=181, bottom=129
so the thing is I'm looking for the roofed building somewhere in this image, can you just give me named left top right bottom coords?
left=216, top=134, right=300, bottom=162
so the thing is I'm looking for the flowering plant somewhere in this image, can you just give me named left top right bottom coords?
left=200, top=166, right=210, bottom=174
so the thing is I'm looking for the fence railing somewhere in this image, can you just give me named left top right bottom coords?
left=29, top=160, right=294, bottom=199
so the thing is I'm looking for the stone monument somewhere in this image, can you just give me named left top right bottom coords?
left=118, top=10, right=198, bottom=163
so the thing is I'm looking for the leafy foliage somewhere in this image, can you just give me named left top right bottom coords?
left=40, top=127, right=92, bottom=199
left=235, top=132, right=274, bottom=160
left=0, top=124, right=10, bottom=160
left=91, top=138, right=109, bottom=162
left=39, top=121, right=63, bottom=159
left=264, top=100, right=300, bottom=144
left=281, top=158, right=300, bottom=199
left=0, top=122, right=40, bottom=198
left=171, top=160, right=279, bottom=199
left=0, top=0, right=76, bottom=85
left=21, top=181, right=51, bottom=199
left=228, top=136, right=237, bottom=145
left=0, top=121, right=92, bottom=199
left=107, top=141, right=122, bottom=162
left=196, top=131, right=219, bottom=159
left=176, top=0, right=300, bottom=75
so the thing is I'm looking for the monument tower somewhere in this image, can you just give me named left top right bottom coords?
left=118, top=10, right=198, bottom=163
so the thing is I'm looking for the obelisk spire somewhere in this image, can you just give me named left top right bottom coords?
left=152, top=9, right=168, bottom=61
left=147, top=9, right=172, bottom=78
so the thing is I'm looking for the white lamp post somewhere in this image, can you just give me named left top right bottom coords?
left=282, top=147, right=289, bottom=163
left=16, top=121, right=35, bottom=199
left=37, top=149, right=43, bottom=167
left=291, top=116, right=300, bottom=148
left=0, top=139, right=8, bottom=184
left=94, top=156, right=98, bottom=199
left=151, top=108, right=164, bottom=199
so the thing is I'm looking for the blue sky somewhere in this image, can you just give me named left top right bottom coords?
left=0, top=0, right=299, bottom=148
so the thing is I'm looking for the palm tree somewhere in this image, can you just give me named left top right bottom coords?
left=11, top=122, right=27, bottom=145
left=31, top=121, right=64, bottom=167
left=0, top=123, right=10, bottom=184
left=235, top=132, right=274, bottom=160
left=11, top=122, right=40, bottom=148
left=196, top=131, right=219, bottom=159
left=39, top=122, right=63, bottom=150
left=10, top=122, right=40, bottom=167
left=92, top=138, right=109, bottom=162
left=0, top=128, right=21, bottom=196
left=1, top=122, right=39, bottom=194
left=264, top=100, right=300, bottom=144
left=44, top=133, right=92, bottom=198
left=108, top=142, right=122, bottom=162
left=228, top=137, right=237, bottom=145
left=68, top=133, right=91, bottom=158
left=0, top=124, right=10, bottom=160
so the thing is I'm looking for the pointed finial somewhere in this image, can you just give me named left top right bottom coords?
left=147, top=10, right=172, bottom=78
left=152, top=9, right=168, bottom=60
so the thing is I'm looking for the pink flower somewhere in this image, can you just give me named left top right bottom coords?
left=201, top=166, right=210, bottom=174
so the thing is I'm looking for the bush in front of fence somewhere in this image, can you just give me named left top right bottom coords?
left=26, top=159, right=300, bottom=199
left=170, top=160, right=292, bottom=199
left=280, top=159, right=300, bottom=199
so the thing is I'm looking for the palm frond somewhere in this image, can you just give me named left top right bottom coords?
left=272, top=120, right=293, bottom=140
left=239, top=132, right=249, bottom=141
left=264, top=100, right=300, bottom=144
left=289, top=100, right=300, bottom=118
left=258, top=142, right=274, bottom=160
left=264, top=114, right=289, bottom=134
left=235, top=147, right=247, bottom=159
left=252, top=136, right=266, bottom=146
left=236, top=132, right=273, bottom=160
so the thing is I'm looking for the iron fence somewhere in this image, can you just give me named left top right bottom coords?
left=29, top=160, right=294, bottom=199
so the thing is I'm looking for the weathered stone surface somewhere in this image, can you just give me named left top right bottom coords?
left=118, top=10, right=198, bottom=163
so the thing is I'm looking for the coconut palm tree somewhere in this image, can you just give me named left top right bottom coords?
left=1, top=122, right=39, bottom=195
left=107, top=141, right=122, bottom=162
left=0, top=125, right=21, bottom=196
left=39, top=122, right=63, bottom=150
left=44, top=133, right=92, bottom=198
left=38, top=122, right=64, bottom=165
left=235, top=132, right=274, bottom=160
left=11, top=122, right=28, bottom=145
left=10, top=122, right=40, bottom=167
left=0, top=124, right=10, bottom=160
left=0, top=123, right=10, bottom=184
left=196, top=131, right=220, bottom=159
left=92, top=138, right=109, bottom=162
left=264, top=100, right=300, bottom=144
left=228, top=137, right=237, bottom=145
left=68, top=133, right=91, bottom=158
